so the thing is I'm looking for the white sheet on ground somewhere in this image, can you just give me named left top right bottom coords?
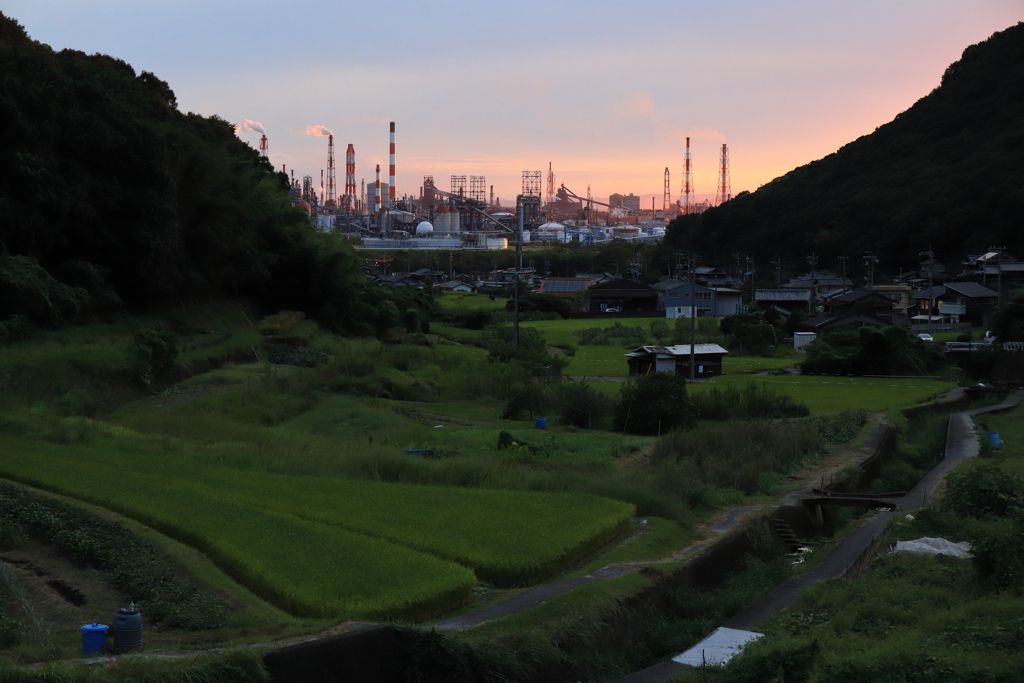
left=894, top=537, right=971, bottom=558
left=672, top=627, right=763, bottom=667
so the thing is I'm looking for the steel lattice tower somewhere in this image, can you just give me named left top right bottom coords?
left=716, top=143, right=731, bottom=206
left=681, top=137, right=694, bottom=213
left=522, top=171, right=541, bottom=197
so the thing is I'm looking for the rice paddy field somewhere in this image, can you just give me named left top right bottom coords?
left=0, top=431, right=633, bottom=620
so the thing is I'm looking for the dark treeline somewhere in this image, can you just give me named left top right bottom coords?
left=0, top=13, right=391, bottom=331
left=664, top=22, right=1024, bottom=273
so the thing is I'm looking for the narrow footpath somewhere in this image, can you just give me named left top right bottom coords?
left=609, top=393, right=1021, bottom=683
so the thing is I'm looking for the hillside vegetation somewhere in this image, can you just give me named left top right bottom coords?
left=0, top=13, right=389, bottom=332
left=666, top=22, right=1024, bottom=269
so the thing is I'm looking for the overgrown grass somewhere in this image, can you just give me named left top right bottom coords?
left=691, top=375, right=956, bottom=414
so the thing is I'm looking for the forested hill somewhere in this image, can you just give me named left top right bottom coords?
left=665, top=22, right=1024, bottom=270
left=0, top=13, right=364, bottom=328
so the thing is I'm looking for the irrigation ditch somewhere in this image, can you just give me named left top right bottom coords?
left=257, top=390, right=1020, bottom=683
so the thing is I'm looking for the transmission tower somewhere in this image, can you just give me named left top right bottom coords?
left=715, top=143, right=731, bottom=206
left=681, top=137, right=694, bottom=213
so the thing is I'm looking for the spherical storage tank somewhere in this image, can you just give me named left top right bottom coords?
left=415, top=221, right=434, bottom=235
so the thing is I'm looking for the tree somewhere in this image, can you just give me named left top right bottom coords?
left=990, top=288, right=1024, bottom=342
left=800, top=326, right=945, bottom=376
left=614, top=372, right=695, bottom=435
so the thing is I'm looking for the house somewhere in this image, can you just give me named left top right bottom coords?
left=969, top=251, right=1024, bottom=287
left=538, top=278, right=597, bottom=300
left=438, top=280, right=476, bottom=293
left=803, top=289, right=899, bottom=332
left=652, top=281, right=744, bottom=318
left=783, top=272, right=853, bottom=301
left=626, top=344, right=729, bottom=379
left=754, top=288, right=812, bottom=314
left=912, top=282, right=999, bottom=327
left=585, top=279, right=658, bottom=315
left=693, top=266, right=737, bottom=287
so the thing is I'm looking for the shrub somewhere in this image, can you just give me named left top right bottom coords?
left=970, top=510, right=1024, bottom=589
left=256, top=310, right=305, bottom=336
left=129, top=328, right=180, bottom=387
left=943, top=463, right=1024, bottom=519
left=690, top=382, right=810, bottom=420
left=501, top=382, right=551, bottom=420
left=267, top=345, right=329, bottom=368
left=615, top=372, right=695, bottom=435
left=552, top=381, right=613, bottom=429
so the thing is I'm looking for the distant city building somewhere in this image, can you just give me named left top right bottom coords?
left=608, top=193, right=641, bottom=213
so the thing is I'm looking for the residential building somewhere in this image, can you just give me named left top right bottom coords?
left=625, top=344, right=729, bottom=379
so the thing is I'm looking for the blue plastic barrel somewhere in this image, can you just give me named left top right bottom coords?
left=535, top=417, right=547, bottom=429
left=81, top=623, right=108, bottom=656
left=988, top=432, right=1003, bottom=448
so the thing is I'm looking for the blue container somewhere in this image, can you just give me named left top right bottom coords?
left=535, top=417, right=547, bottom=430
left=989, top=432, right=1003, bottom=448
left=81, top=623, right=108, bottom=656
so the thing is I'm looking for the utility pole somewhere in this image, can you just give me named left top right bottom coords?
left=990, top=246, right=1006, bottom=308
left=772, top=258, right=782, bottom=288
left=513, top=204, right=523, bottom=348
left=689, top=254, right=697, bottom=383
left=839, top=255, right=848, bottom=284
left=920, top=249, right=934, bottom=334
left=864, top=251, right=877, bottom=289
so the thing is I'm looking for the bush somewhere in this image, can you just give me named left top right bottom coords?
left=614, top=372, right=695, bottom=435
left=129, top=328, right=180, bottom=387
left=943, top=463, right=1024, bottom=519
left=690, top=382, right=810, bottom=420
left=256, top=310, right=305, bottom=336
left=552, top=381, right=613, bottom=429
left=501, top=382, right=551, bottom=420
left=0, top=315, right=33, bottom=345
left=970, top=510, right=1024, bottom=589
left=267, top=345, right=329, bottom=368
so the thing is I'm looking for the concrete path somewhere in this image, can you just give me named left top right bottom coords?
left=608, top=393, right=1020, bottom=683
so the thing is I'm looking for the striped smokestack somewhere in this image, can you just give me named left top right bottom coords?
left=375, top=164, right=381, bottom=214
left=388, top=122, right=396, bottom=204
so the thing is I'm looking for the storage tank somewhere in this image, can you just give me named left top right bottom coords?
left=432, top=206, right=449, bottom=233
left=450, top=205, right=462, bottom=232
left=415, top=221, right=434, bottom=235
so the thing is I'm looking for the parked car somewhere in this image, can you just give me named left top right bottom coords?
left=917, top=333, right=934, bottom=342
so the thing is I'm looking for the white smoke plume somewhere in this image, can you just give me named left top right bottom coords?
left=306, top=125, right=334, bottom=137
left=242, top=119, right=266, bottom=134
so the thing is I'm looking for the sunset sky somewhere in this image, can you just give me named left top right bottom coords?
left=7, top=1, right=1020, bottom=205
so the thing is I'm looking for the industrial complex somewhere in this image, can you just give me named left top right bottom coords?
left=257, top=123, right=734, bottom=250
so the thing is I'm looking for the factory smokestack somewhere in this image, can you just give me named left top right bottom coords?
left=389, top=122, right=396, bottom=205
left=259, top=134, right=268, bottom=158
left=325, top=135, right=337, bottom=209
left=345, top=144, right=356, bottom=213
left=375, top=164, right=382, bottom=215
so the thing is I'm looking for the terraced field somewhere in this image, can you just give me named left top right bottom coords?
left=0, top=434, right=633, bottom=621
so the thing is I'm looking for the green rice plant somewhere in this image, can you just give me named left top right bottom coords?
left=0, top=440, right=476, bottom=620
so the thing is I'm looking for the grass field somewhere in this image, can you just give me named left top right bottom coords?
left=435, top=291, right=508, bottom=311
left=690, top=375, right=957, bottom=414
left=0, top=432, right=633, bottom=619
left=521, top=318, right=668, bottom=346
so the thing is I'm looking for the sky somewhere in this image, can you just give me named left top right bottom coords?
left=7, top=1, right=1021, bottom=206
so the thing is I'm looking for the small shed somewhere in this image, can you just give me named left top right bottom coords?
left=626, top=344, right=729, bottom=379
